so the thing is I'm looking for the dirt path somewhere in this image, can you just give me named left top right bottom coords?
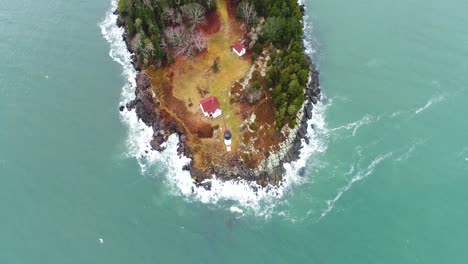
left=216, top=0, right=231, bottom=39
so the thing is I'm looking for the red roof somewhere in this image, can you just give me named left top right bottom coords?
left=200, top=96, right=221, bottom=115
left=233, top=42, right=245, bottom=53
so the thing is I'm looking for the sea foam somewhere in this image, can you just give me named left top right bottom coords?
left=100, top=0, right=327, bottom=216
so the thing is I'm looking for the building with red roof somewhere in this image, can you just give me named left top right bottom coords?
left=232, top=42, right=246, bottom=57
left=199, top=96, right=222, bottom=118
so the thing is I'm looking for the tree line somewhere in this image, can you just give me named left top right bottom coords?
left=233, top=0, right=309, bottom=128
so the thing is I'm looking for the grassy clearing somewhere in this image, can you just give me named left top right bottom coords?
left=169, top=0, right=251, bottom=150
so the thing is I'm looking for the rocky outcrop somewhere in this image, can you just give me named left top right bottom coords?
left=125, top=71, right=194, bottom=158
left=254, top=62, right=321, bottom=185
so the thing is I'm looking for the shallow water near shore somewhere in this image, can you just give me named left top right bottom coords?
left=1, top=0, right=468, bottom=263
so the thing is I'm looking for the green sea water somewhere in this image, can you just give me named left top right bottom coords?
left=1, top=0, right=468, bottom=263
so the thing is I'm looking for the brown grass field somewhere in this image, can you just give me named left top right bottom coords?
left=172, top=0, right=251, bottom=145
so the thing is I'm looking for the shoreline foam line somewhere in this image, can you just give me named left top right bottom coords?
left=100, top=0, right=328, bottom=215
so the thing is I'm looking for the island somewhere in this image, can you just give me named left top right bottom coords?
left=116, top=0, right=320, bottom=188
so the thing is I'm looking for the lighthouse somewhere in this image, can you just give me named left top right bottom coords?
left=224, top=130, right=232, bottom=152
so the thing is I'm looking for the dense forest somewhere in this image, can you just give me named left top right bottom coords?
left=117, top=0, right=309, bottom=129
left=250, top=0, right=309, bottom=128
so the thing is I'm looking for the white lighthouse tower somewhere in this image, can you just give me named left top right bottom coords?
left=224, top=130, right=232, bottom=152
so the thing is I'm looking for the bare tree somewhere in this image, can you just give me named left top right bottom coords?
left=180, top=3, right=206, bottom=27
left=163, top=7, right=176, bottom=24
left=164, top=26, right=186, bottom=48
left=143, top=39, right=155, bottom=56
left=130, top=33, right=143, bottom=52
left=191, top=30, right=208, bottom=52
left=238, top=1, right=257, bottom=27
left=163, top=7, right=182, bottom=25
left=165, top=27, right=208, bottom=57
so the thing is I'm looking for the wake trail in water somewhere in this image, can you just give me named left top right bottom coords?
left=414, top=95, right=445, bottom=115
left=320, top=152, right=393, bottom=219
left=395, top=138, right=427, bottom=162
left=327, top=114, right=379, bottom=137
left=100, top=0, right=328, bottom=217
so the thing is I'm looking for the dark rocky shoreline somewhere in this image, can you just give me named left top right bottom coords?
left=116, top=6, right=321, bottom=188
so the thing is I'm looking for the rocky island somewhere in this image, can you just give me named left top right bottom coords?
left=116, top=0, right=320, bottom=187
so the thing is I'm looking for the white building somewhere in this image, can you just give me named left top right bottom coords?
left=232, top=42, right=246, bottom=57
left=199, top=96, right=222, bottom=118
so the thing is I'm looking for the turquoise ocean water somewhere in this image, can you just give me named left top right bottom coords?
left=1, top=0, right=467, bottom=263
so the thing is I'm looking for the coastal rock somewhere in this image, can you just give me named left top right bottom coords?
left=150, top=134, right=166, bottom=151
left=195, top=181, right=212, bottom=191
left=311, top=96, right=318, bottom=104
left=119, top=105, right=125, bottom=111
left=305, top=103, right=313, bottom=119
left=297, top=127, right=306, bottom=139
left=190, top=167, right=211, bottom=183
left=116, top=16, right=123, bottom=27
left=125, top=73, right=157, bottom=126
left=135, top=73, right=151, bottom=92
left=134, top=99, right=155, bottom=125
left=299, top=4, right=305, bottom=16
left=126, top=100, right=136, bottom=110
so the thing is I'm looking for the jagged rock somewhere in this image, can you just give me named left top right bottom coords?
left=299, top=4, right=305, bottom=15
left=297, top=128, right=306, bottom=139
left=311, top=96, right=318, bottom=104
left=135, top=73, right=151, bottom=93
left=200, top=181, right=212, bottom=191
left=177, top=144, right=185, bottom=155
left=301, top=119, right=308, bottom=131
left=305, top=103, right=313, bottom=119
left=119, top=105, right=125, bottom=111
left=150, top=134, right=165, bottom=151
left=116, top=16, right=123, bottom=27
left=191, top=168, right=210, bottom=182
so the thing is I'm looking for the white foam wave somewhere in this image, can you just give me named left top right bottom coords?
left=100, top=0, right=136, bottom=104
left=100, top=0, right=158, bottom=174
left=320, top=152, right=393, bottom=219
left=161, top=101, right=327, bottom=216
left=229, top=206, right=244, bottom=214
left=328, top=114, right=378, bottom=137
left=100, top=0, right=327, bottom=216
left=415, top=95, right=444, bottom=114
left=298, top=0, right=319, bottom=58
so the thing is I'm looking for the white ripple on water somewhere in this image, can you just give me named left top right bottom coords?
left=414, top=94, right=445, bottom=115
left=319, top=152, right=393, bottom=219
left=395, top=138, right=427, bottom=162
left=100, top=0, right=328, bottom=216
left=327, top=114, right=379, bottom=137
